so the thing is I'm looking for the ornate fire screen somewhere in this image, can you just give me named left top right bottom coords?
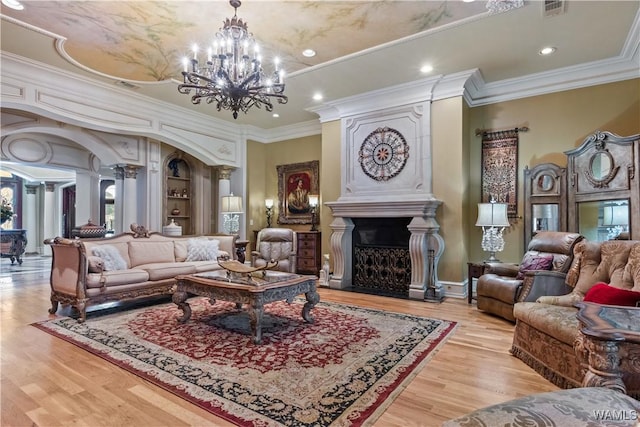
left=353, top=246, right=411, bottom=294
left=479, top=127, right=528, bottom=217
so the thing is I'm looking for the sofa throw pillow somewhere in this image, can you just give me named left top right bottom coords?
left=92, top=245, right=127, bottom=271
left=516, top=253, right=554, bottom=280
left=186, top=238, right=219, bottom=262
left=584, top=282, right=640, bottom=307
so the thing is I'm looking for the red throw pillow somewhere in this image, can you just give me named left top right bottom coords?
left=584, top=283, right=640, bottom=307
left=516, top=253, right=554, bottom=280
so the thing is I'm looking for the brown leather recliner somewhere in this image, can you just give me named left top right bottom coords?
left=251, top=228, right=297, bottom=273
left=476, top=231, right=583, bottom=322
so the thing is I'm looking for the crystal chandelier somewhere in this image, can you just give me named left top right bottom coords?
left=178, top=0, right=287, bottom=119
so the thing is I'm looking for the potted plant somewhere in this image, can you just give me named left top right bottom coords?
left=0, top=198, right=13, bottom=225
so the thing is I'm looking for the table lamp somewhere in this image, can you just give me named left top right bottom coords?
left=221, top=193, right=243, bottom=234
left=309, top=194, right=319, bottom=231
left=476, top=198, right=510, bottom=262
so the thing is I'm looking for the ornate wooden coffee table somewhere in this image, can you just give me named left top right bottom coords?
left=173, top=271, right=319, bottom=344
left=575, top=302, right=640, bottom=398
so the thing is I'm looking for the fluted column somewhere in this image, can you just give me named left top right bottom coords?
left=217, top=167, right=233, bottom=233
left=42, top=182, right=56, bottom=256
left=122, top=165, right=140, bottom=231
left=113, top=166, right=125, bottom=233
left=24, top=185, right=38, bottom=254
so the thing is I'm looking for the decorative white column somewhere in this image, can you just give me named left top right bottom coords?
left=217, top=167, right=233, bottom=233
left=328, top=216, right=354, bottom=289
left=24, top=184, right=38, bottom=254
left=42, top=182, right=56, bottom=256
left=122, top=165, right=140, bottom=230
left=407, top=200, right=445, bottom=301
left=113, top=166, right=125, bottom=234
left=75, top=171, right=100, bottom=226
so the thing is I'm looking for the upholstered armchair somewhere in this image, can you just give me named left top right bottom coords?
left=251, top=228, right=297, bottom=273
left=476, top=231, right=583, bottom=322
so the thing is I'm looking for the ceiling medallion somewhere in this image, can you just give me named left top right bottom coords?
left=177, top=0, right=287, bottom=119
left=358, top=127, right=409, bottom=182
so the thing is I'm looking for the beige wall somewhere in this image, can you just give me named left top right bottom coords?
left=247, top=78, right=639, bottom=283
left=431, top=97, right=469, bottom=282
left=245, top=135, right=322, bottom=248
left=466, top=78, right=640, bottom=266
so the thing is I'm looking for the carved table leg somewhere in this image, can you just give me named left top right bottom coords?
left=582, top=337, right=627, bottom=394
left=302, top=288, right=320, bottom=324
left=247, top=302, right=264, bottom=344
left=173, top=290, right=191, bottom=323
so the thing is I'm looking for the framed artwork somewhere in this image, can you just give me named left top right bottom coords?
left=480, top=128, right=521, bottom=217
left=277, top=160, right=319, bottom=224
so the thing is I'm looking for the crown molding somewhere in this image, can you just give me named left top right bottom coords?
left=242, top=120, right=321, bottom=144
left=464, top=9, right=640, bottom=106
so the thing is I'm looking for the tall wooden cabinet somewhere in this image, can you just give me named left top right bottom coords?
left=296, top=231, right=321, bottom=275
left=164, top=156, right=192, bottom=235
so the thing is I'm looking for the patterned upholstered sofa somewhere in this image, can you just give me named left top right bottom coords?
left=443, top=387, right=640, bottom=427
left=511, top=239, right=640, bottom=396
left=46, top=230, right=238, bottom=322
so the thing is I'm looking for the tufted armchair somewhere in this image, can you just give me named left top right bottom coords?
left=251, top=228, right=297, bottom=273
left=476, top=231, right=584, bottom=322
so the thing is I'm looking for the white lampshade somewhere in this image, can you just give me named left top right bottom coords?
left=265, top=198, right=274, bottom=209
left=603, top=204, right=628, bottom=226
left=308, top=194, right=319, bottom=207
left=476, top=202, right=510, bottom=227
left=221, top=194, right=243, bottom=213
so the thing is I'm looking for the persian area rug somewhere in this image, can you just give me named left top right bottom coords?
left=33, top=298, right=457, bottom=427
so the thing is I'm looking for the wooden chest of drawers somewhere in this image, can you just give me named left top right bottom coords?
left=296, top=231, right=321, bottom=275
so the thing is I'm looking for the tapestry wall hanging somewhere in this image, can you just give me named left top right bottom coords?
left=277, top=160, right=319, bottom=225
left=480, top=127, right=526, bottom=217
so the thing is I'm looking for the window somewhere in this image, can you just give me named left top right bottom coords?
left=100, top=180, right=115, bottom=232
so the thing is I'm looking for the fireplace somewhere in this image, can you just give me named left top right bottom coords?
left=325, top=199, right=444, bottom=301
left=352, top=218, right=412, bottom=296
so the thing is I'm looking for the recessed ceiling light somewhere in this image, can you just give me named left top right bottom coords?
left=272, top=113, right=280, bottom=118
left=420, top=64, right=434, bottom=74
left=462, top=0, right=475, bottom=2
left=2, top=0, right=24, bottom=10
left=313, top=93, right=323, bottom=101
left=302, top=49, right=316, bottom=58
left=539, top=46, right=557, bottom=56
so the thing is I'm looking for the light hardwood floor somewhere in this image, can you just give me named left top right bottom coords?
left=0, top=255, right=558, bottom=427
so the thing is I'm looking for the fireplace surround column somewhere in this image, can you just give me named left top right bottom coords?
left=328, top=217, right=354, bottom=289
left=407, top=203, right=445, bottom=301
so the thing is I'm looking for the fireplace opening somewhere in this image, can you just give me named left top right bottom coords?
left=351, top=217, right=412, bottom=297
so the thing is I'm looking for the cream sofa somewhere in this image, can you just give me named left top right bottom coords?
left=46, top=231, right=238, bottom=322
left=511, top=239, right=640, bottom=397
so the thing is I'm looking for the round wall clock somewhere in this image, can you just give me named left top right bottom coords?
left=358, top=127, right=409, bottom=181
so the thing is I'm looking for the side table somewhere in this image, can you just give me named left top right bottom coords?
left=467, top=261, right=487, bottom=304
left=575, top=302, right=640, bottom=398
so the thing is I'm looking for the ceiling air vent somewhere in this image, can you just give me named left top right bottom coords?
left=543, top=0, right=565, bottom=17
left=114, top=80, right=140, bottom=90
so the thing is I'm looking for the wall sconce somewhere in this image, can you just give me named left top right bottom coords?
left=308, top=194, right=319, bottom=232
left=221, top=193, right=243, bottom=234
left=476, top=198, right=510, bottom=262
left=265, top=198, right=274, bottom=228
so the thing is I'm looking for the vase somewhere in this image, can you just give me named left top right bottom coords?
left=171, top=206, right=180, bottom=216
